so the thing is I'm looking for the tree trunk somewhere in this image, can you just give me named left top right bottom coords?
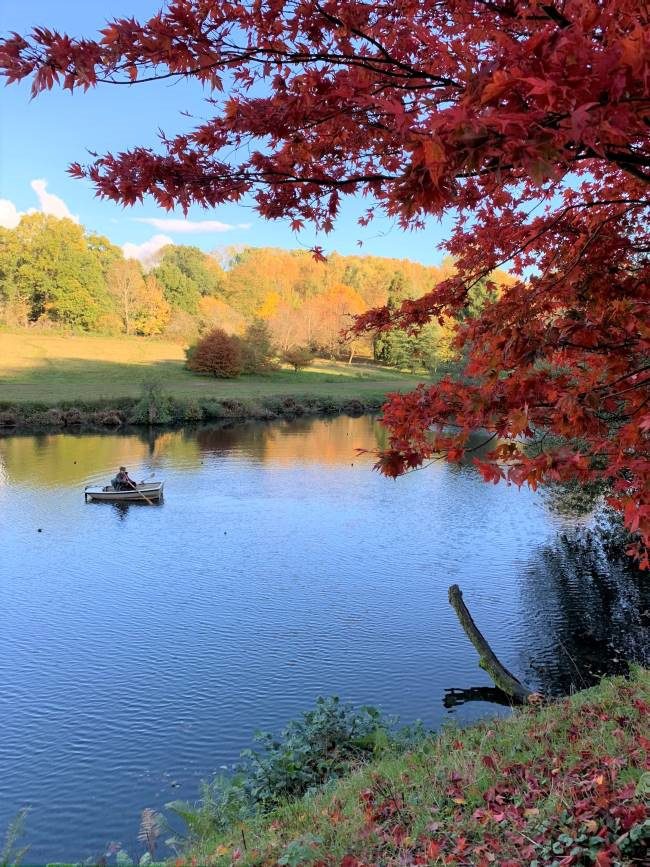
left=448, top=584, right=534, bottom=703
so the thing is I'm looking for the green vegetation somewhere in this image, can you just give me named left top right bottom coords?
left=164, top=698, right=415, bottom=849
left=0, top=214, right=514, bottom=373
left=0, top=331, right=427, bottom=428
left=176, top=670, right=649, bottom=867
left=0, top=808, right=29, bottom=867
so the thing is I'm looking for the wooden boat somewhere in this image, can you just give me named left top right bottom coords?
left=84, top=481, right=164, bottom=503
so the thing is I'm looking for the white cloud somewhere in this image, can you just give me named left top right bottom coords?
left=30, top=179, right=79, bottom=222
left=122, top=234, right=173, bottom=267
left=134, top=216, right=252, bottom=234
left=0, top=180, right=78, bottom=229
left=0, top=199, right=21, bottom=229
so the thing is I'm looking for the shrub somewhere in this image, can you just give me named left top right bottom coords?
left=282, top=345, right=315, bottom=372
left=172, top=398, right=204, bottom=422
left=248, top=401, right=278, bottom=420
left=0, top=410, right=18, bottom=427
left=187, top=328, right=243, bottom=378
left=166, top=697, right=412, bottom=844
left=219, top=399, right=247, bottom=417
left=343, top=399, right=366, bottom=417
left=281, top=397, right=305, bottom=416
left=200, top=399, right=225, bottom=420
left=92, top=409, right=124, bottom=427
left=240, top=319, right=276, bottom=374
left=30, top=408, right=65, bottom=426
left=62, top=407, right=87, bottom=426
left=130, top=377, right=173, bottom=425
left=316, top=396, right=341, bottom=414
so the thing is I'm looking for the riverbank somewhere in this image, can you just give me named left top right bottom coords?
left=0, top=392, right=387, bottom=432
left=0, top=331, right=428, bottom=431
left=180, top=670, right=649, bottom=867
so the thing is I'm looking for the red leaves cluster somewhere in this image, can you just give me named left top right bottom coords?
left=166, top=683, right=649, bottom=867
left=1, top=1, right=648, bottom=560
left=327, top=695, right=648, bottom=866
left=186, top=327, right=243, bottom=378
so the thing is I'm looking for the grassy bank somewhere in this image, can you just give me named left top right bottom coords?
left=4, top=673, right=647, bottom=865
left=0, top=331, right=423, bottom=405
left=180, top=671, right=649, bottom=867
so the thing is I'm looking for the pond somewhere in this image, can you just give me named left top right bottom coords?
left=0, top=415, right=647, bottom=863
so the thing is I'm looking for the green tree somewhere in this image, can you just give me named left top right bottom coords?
left=168, top=246, right=224, bottom=296
left=153, top=260, right=200, bottom=314
left=0, top=227, right=26, bottom=324
left=153, top=245, right=224, bottom=314
left=87, top=233, right=123, bottom=277
left=0, top=214, right=110, bottom=329
left=241, top=318, right=275, bottom=373
left=463, top=276, right=500, bottom=320
left=374, top=274, right=451, bottom=373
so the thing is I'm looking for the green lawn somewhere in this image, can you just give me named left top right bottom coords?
left=0, top=331, right=426, bottom=406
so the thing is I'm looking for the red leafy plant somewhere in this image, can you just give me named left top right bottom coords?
left=186, top=328, right=244, bottom=378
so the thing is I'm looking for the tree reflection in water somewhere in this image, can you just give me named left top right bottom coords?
left=443, top=685, right=513, bottom=709
left=518, top=515, right=649, bottom=697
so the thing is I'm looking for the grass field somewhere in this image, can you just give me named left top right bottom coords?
left=0, top=330, right=425, bottom=406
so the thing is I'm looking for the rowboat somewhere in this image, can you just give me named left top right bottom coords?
left=84, top=482, right=165, bottom=503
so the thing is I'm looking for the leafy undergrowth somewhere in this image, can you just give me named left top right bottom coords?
left=179, top=670, right=649, bottom=867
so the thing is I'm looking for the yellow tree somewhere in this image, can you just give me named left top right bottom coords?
left=197, top=295, right=246, bottom=335
left=309, top=283, right=368, bottom=361
left=134, top=275, right=172, bottom=336
left=106, top=260, right=146, bottom=334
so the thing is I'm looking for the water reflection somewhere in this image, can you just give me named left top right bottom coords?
left=443, top=685, right=513, bottom=709
left=0, top=416, right=646, bottom=862
left=88, top=499, right=166, bottom=521
left=518, top=520, right=649, bottom=696
left=0, top=417, right=502, bottom=490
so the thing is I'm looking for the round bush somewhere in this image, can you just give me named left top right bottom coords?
left=187, top=328, right=243, bottom=378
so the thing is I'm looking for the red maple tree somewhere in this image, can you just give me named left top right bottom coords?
left=1, top=1, right=648, bottom=562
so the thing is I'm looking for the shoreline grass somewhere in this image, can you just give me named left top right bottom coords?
left=181, top=670, right=649, bottom=866
left=5, top=673, right=648, bottom=865
left=0, top=331, right=430, bottom=430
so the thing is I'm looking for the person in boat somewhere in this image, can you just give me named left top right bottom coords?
left=112, top=466, right=137, bottom=491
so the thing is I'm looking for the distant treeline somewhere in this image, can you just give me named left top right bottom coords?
left=0, top=213, right=512, bottom=371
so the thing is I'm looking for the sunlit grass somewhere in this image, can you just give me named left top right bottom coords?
left=0, top=330, right=426, bottom=405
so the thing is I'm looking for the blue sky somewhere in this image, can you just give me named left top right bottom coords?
left=0, top=1, right=451, bottom=264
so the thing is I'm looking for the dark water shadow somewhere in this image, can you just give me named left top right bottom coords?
left=443, top=685, right=515, bottom=710
left=86, top=498, right=164, bottom=521
left=518, top=518, right=649, bottom=696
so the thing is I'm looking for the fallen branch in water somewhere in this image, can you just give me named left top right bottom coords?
left=448, top=584, right=537, bottom=704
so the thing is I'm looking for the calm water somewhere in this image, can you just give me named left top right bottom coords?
left=1, top=416, right=647, bottom=863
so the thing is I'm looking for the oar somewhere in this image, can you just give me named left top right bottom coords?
left=133, top=472, right=157, bottom=506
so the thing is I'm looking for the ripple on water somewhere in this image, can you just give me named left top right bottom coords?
left=1, top=417, right=646, bottom=863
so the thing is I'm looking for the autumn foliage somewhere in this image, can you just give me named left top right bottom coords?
left=2, top=1, right=647, bottom=560
left=186, top=328, right=244, bottom=378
